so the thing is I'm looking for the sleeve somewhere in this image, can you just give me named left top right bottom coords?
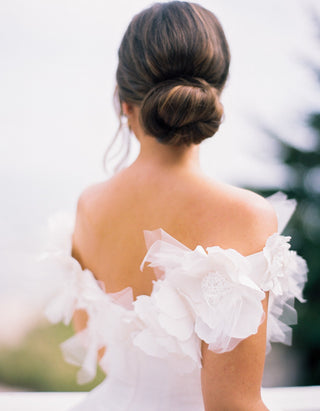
left=39, top=212, right=134, bottom=384
left=140, top=229, right=267, bottom=358
left=256, top=231, right=307, bottom=353
left=248, top=192, right=308, bottom=352
left=140, top=192, right=308, bottom=359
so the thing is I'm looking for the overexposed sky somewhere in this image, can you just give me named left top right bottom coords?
left=0, top=0, right=320, bottom=290
left=1, top=0, right=319, bottom=190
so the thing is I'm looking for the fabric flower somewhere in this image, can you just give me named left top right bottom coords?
left=182, top=246, right=265, bottom=352
left=142, top=239, right=266, bottom=355
left=133, top=280, right=201, bottom=372
left=257, top=232, right=308, bottom=353
left=64, top=293, right=136, bottom=384
left=40, top=212, right=139, bottom=383
left=262, top=233, right=307, bottom=301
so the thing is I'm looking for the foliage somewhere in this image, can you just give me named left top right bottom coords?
left=246, top=61, right=320, bottom=385
left=0, top=323, right=105, bottom=391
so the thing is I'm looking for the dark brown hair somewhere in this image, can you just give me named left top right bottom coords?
left=116, top=1, right=230, bottom=146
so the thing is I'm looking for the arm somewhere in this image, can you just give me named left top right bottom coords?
left=201, top=293, right=269, bottom=411
left=201, top=195, right=277, bottom=410
left=71, top=191, right=107, bottom=359
left=71, top=193, right=90, bottom=333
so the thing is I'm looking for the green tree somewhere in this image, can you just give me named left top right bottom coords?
left=246, top=34, right=320, bottom=385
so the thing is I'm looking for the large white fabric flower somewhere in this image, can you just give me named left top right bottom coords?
left=142, top=238, right=266, bottom=354
left=182, top=246, right=265, bottom=352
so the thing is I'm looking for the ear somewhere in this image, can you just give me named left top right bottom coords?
left=121, top=101, right=135, bottom=117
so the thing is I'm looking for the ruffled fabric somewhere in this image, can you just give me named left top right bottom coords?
left=39, top=213, right=136, bottom=384
left=139, top=192, right=307, bottom=355
left=260, top=233, right=307, bottom=352
left=41, top=192, right=307, bottom=383
left=247, top=193, right=308, bottom=352
left=140, top=232, right=266, bottom=353
left=133, top=280, right=200, bottom=374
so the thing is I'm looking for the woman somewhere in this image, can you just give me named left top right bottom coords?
left=44, top=2, right=307, bottom=410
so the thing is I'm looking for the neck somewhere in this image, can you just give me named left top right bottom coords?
left=133, top=133, right=201, bottom=172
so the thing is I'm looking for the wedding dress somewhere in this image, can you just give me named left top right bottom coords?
left=41, top=192, right=307, bottom=411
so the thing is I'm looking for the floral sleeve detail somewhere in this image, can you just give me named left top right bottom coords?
left=261, top=233, right=307, bottom=299
left=247, top=192, right=308, bottom=352
left=258, top=232, right=308, bottom=352
left=140, top=192, right=308, bottom=358
left=175, top=246, right=266, bottom=353
left=40, top=212, right=135, bottom=384
left=140, top=231, right=266, bottom=357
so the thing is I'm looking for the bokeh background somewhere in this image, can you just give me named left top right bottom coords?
left=0, top=0, right=319, bottom=391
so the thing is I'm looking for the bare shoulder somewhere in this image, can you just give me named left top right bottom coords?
left=76, top=180, right=108, bottom=211
left=226, top=184, right=277, bottom=224
left=75, top=178, right=117, bottom=223
left=203, top=180, right=278, bottom=255
left=224, top=184, right=278, bottom=254
left=71, top=182, right=111, bottom=250
left=71, top=180, right=112, bottom=261
left=76, top=169, right=130, bottom=214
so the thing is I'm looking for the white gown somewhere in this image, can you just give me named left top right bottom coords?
left=41, top=192, right=308, bottom=411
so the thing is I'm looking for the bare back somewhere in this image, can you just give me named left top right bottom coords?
left=72, top=163, right=277, bottom=299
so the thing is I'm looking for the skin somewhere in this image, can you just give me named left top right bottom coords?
left=72, top=102, right=277, bottom=410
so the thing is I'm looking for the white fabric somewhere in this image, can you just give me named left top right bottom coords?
left=40, top=192, right=308, bottom=410
left=2, top=387, right=320, bottom=411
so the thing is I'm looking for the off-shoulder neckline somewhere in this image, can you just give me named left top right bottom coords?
left=71, top=226, right=281, bottom=309
left=140, top=226, right=274, bottom=263
left=48, top=191, right=296, bottom=307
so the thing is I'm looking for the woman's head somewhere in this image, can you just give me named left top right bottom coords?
left=116, top=1, right=230, bottom=146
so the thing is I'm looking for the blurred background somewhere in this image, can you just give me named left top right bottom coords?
left=0, top=0, right=319, bottom=392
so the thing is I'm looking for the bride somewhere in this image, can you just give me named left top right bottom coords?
left=43, top=2, right=307, bottom=410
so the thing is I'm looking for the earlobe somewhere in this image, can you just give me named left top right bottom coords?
left=121, top=101, right=134, bottom=117
left=121, top=102, right=138, bottom=132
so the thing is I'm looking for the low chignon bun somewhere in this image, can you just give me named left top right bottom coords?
left=140, top=77, right=224, bottom=145
left=115, top=1, right=230, bottom=149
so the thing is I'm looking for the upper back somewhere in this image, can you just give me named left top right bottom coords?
left=72, top=164, right=277, bottom=299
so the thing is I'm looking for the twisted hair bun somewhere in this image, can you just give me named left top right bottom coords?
left=140, top=77, right=224, bottom=145
left=116, top=1, right=230, bottom=148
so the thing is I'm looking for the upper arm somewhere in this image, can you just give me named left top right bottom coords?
left=71, top=188, right=95, bottom=333
left=71, top=184, right=100, bottom=268
left=201, top=192, right=277, bottom=410
left=201, top=294, right=269, bottom=410
left=71, top=188, right=91, bottom=265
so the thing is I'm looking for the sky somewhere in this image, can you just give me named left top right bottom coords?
left=0, top=0, right=320, bottom=327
